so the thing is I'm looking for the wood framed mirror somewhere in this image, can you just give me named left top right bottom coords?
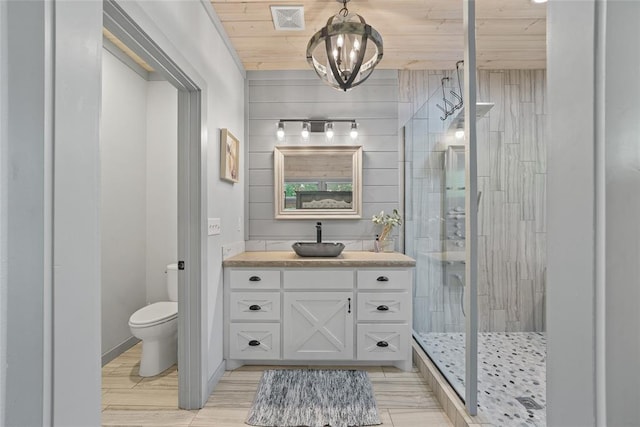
left=274, top=145, right=362, bottom=219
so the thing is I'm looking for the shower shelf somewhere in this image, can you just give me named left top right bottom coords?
left=448, top=102, right=494, bottom=131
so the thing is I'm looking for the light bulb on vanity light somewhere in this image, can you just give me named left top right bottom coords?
left=301, top=121, right=310, bottom=139
left=325, top=122, right=334, bottom=140
left=350, top=122, right=358, bottom=139
left=276, top=122, right=285, bottom=139
left=455, top=128, right=465, bottom=139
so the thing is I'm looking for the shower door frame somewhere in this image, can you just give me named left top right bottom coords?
left=462, top=0, right=479, bottom=416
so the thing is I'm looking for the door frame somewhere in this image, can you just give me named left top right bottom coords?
left=103, top=0, right=206, bottom=409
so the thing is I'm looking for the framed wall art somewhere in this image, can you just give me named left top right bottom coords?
left=220, top=128, right=240, bottom=183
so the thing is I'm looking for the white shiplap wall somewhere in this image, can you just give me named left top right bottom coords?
left=246, top=70, right=401, bottom=246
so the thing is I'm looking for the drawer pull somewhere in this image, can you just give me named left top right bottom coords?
left=248, top=276, right=261, bottom=282
left=376, top=341, right=389, bottom=347
left=248, top=340, right=261, bottom=347
left=376, top=305, right=389, bottom=311
left=249, top=304, right=262, bottom=311
left=376, top=276, right=389, bottom=282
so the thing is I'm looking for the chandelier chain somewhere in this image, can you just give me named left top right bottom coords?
left=339, top=0, right=349, bottom=17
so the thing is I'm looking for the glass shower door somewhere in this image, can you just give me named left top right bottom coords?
left=406, top=90, right=469, bottom=401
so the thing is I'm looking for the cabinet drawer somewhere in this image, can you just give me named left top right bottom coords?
left=229, top=323, right=280, bottom=360
left=284, top=270, right=354, bottom=290
left=357, top=270, right=410, bottom=290
left=356, top=324, right=409, bottom=361
left=230, top=292, right=281, bottom=321
left=230, top=270, right=280, bottom=289
left=357, top=292, right=410, bottom=322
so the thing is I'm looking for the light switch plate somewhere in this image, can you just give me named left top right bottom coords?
left=208, top=218, right=221, bottom=236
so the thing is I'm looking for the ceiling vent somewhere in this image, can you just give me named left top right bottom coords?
left=270, top=6, right=305, bottom=31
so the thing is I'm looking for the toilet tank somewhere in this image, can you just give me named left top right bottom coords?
left=166, top=263, right=179, bottom=302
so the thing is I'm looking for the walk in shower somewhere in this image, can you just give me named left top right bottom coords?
left=404, top=68, right=547, bottom=426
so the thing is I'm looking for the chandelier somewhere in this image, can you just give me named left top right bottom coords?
left=306, top=0, right=383, bottom=92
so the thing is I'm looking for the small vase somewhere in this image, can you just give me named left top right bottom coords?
left=380, top=237, right=395, bottom=252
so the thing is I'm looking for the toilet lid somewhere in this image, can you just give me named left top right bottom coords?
left=129, top=301, right=177, bottom=327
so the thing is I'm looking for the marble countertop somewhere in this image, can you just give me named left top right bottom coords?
left=223, top=251, right=416, bottom=268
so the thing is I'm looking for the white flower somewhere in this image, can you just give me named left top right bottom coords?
left=372, top=209, right=402, bottom=240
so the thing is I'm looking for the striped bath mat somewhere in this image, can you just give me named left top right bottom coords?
left=246, top=369, right=382, bottom=427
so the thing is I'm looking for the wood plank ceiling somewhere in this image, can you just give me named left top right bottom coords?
left=209, top=0, right=547, bottom=70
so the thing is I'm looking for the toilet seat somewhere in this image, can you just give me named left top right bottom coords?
left=129, top=301, right=177, bottom=327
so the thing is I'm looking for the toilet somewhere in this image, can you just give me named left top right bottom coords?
left=129, top=263, right=178, bottom=377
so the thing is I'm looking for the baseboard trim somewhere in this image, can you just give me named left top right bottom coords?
left=412, top=339, right=491, bottom=427
left=207, top=359, right=226, bottom=398
left=102, top=336, right=140, bottom=367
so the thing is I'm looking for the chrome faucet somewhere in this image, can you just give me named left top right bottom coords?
left=316, top=222, right=322, bottom=243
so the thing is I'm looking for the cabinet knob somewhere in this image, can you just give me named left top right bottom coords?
left=249, top=276, right=261, bottom=282
left=248, top=340, right=261, bottom=346
left=376, top=305, right=389, bottom=311
left=249, top=304, right=262, bottom=311
left=376, top=276, right=389, bottom=282
left=376, top=341, right=389, bottom=347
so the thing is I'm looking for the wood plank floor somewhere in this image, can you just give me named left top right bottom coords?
left=102, top=343, right=453, bottom=427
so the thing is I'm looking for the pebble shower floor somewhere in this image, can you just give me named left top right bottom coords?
left=417, top=332, right=546, bottom=427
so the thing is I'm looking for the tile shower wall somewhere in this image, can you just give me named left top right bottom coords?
left=246, top=70, right=401, bottom=246
left=401, top=70, right=546, bottom=333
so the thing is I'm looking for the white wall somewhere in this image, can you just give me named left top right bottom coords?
left=4, top=0, right=240, bottom=422
left=4, top=2, right=49, bottom=425
left=603, top=1, right=640, bottom=424
left=101, top=49, right=148, bottom=356
left=548, top=0, right=640, bottom=425
left=101, top=49, right=179, bottom=358
left=146, top=81, right=178, bottom=303
left=547, top=1, right=597, bottom=425
left=117, top=0, right=245, bottom=384
left=52, top=1, right=103, bottom=424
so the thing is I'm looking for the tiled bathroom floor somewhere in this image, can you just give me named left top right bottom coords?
left=417, top=332, right=547, bottom=427
left=101, top=343, right=453, bottom=427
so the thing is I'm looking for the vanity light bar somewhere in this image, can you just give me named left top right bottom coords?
left=276, top=119, right=358, bottom=140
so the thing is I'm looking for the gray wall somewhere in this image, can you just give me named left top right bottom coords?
left=0, top=2, right=5, bottom=421
left=53, top=1, right=103, bottom=424
left=604, top=1, right=640, bottom=424
left=401, top=69, right=546, bottom=334
left=2, top=0, right=245, bottom=423
left=4, top=2, right=48, bottom=425
left=120, top=0, right=246, bottom=385
left=101, top=49, right=149, bottom=356
left=246, top=70, right=400, bottom=246
left=547, top=1, right=597, bottom=425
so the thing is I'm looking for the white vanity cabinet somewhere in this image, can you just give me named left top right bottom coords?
left=283, top=291, right=354, bottom=359
left=223, top=251, right=415, bottom=371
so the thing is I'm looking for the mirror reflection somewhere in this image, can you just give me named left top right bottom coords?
left=274, top=146, right=362, bottom=219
